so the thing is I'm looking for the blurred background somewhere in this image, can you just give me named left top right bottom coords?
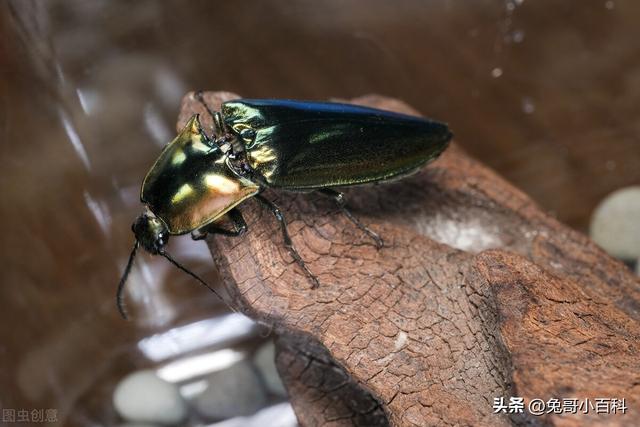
left=1, top=1, right=639, bottom=426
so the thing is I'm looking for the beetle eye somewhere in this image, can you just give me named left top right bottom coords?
left=157, top=233, right=167, bottom=245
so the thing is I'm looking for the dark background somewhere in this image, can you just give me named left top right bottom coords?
left=1, top=1, right=638, bottom=425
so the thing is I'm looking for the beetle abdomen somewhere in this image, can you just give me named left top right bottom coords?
left=222, top=99, right=452, bottom=190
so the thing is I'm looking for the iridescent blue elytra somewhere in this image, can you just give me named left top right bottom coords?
left=117, top=97, right=452, bottom=319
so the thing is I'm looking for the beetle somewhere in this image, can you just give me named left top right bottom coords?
left=117, top=94, right=452, bottom=319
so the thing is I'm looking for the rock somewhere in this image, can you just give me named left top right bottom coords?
left=113, top=370, right=187, bottom=425
left=590, top=186, right=640, bottom=260
left=252, top=340, right=287, bottom=397
left=193, top=360, right=267, bottom=420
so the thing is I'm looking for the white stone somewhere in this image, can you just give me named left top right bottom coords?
left=252, top=341, right=288, bottom=397
left=590, top=186, right=640, bottom=260
left=113, top=370, right=187, bottom=425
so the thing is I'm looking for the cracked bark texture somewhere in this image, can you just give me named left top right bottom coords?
left=177, top=92, right=640, bottom=427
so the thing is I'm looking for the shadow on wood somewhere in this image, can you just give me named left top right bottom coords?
left=177, top=92, right=640, bottom=427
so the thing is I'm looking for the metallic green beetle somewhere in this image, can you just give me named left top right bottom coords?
left=117, top=97, right=452, bottom=318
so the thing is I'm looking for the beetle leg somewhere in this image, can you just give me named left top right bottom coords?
left=255, top=194, right=320, bottom=289
left=317, top=189, right=384, bottom=249
left=191, top=208, right=248, bottom=240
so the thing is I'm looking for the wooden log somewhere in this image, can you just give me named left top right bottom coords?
left=177, top=92, right=640, bottom=427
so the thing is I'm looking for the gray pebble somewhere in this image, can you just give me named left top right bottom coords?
left=590, top=186, right=640, bottom=260
left=253, top=340, right=288, bottom=397
left=113, top=370, right=187, bottom=425
left=193, top=360, right=267, bottom=420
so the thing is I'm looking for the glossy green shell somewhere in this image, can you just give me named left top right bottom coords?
left=141, top=116, right=260, bottom=234
left=221, top=99, right=452, bottom=190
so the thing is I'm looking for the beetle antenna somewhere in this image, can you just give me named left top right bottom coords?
left=117, top=240, right=139, bottom=320
left=159, top=249, right=230, bottom=307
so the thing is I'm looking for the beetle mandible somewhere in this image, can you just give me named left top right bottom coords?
left=117, top=94, right=452, bottom=319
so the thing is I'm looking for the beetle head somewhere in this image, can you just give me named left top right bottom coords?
left=132, top=213, right=169, bottom=255
left=117, top=211, right=225, bottom=321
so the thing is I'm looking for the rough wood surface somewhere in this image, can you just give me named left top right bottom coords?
left=178, top=92, right=640, bottom=427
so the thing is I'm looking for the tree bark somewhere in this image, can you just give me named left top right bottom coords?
left=177, top=92, right=640, bottom=427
